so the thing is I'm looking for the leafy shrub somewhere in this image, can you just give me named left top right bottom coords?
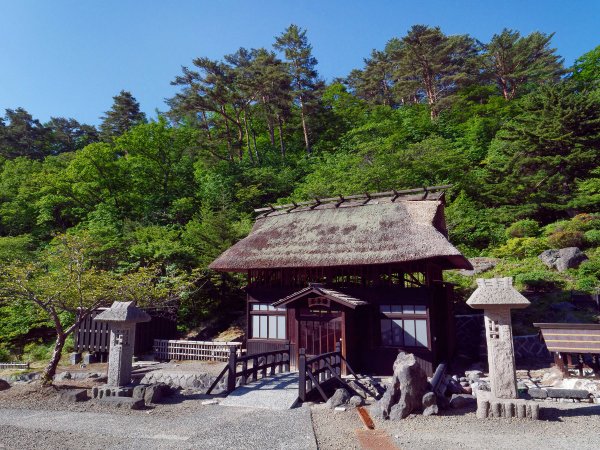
left=571, top=213, right=600, bottom=232
left=0, top=345, right=12, bottom=362
left=547, top=231, right=584, bottom=249
left=22, top=341, right=54, bottom=362
left=506, top=219, right=540, bottom=238
left=492, top=237, right=548, bottom=259
left=579, top=258, right=600, bottom=278
left=515, top=271, right=563, bottom=292
left=576, top=276, right=599, bottom=292
left=584, top=229, right=600, bottom=247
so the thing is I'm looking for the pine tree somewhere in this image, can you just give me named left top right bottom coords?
left=99, top=90, right=146, bottom=141
left=390, top=25, right=479, bottom=119
left=274, top=24, right=321, bottom=154
left=483, top=29, right=564, bottom=100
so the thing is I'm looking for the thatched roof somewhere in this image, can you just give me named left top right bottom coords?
left=466, top=278, right=530, bottom=309
left=93, top=301, right=151, bottom=323
left=210, top=195, right=472, bottom=272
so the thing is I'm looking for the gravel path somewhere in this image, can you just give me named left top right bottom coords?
left=0, top=403, right=317, bottom=450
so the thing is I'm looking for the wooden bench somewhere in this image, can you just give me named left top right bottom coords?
left=535, top=323, right=600, bottom=377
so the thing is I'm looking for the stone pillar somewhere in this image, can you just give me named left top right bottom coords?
left=466, top=278, right=530, bottom=400
left=93, top=301, right=150, bottom=388
left=108, top=323, right=136, bottom=387
left=484, top=308, right=518, bottom=399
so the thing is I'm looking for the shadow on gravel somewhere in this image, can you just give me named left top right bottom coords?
left=158, top=392, right=227, bottom=405
left=541, top=404, right=600, bottom=421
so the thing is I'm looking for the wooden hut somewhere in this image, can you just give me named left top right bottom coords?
left=209, top=188, right=472, bottom=375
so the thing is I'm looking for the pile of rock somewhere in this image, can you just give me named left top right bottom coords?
left=372, top=352, right=438, bottom=420
left=539, top=247, right=588, bottom=272
left=140, top=371, right=217, bottom=391
left=324, top=388, right=364, bottom=409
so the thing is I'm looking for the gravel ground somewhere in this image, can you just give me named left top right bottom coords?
left=310, top=403, right=365, bottom=449
left=376, top=403, right=600, bottom=450
left=0, top=390, right=317, bottom=449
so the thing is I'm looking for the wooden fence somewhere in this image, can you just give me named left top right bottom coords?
left=206, top=345, right=290, bottom=394
left=0, top=362, right=29, bottom=370
left=75, top=307, right=177, bottom=356
left=153, top=339, right=242, bottom=362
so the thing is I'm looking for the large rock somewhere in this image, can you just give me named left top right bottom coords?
left=58, top=389, right=88, bottom=402
left=325, top=388, right=351, bottom=409
left=450, top=394, right=476, bottom=409
left=133, top=383, right=172, bottom=404
left=539, top=248, right=588, bottom=272
left=459, top=257, right=499, bottom=276
left=348, top=395, right=364, bottom=407
left=0, top=379, right=10, bottom=391
left=54, top=371, right=72, bottom=382
left=374, top=352, right=428, bottom=420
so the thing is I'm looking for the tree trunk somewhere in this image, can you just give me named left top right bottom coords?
left=42, top=332, right=67, bottom=385
left=298, top=96, right=311, bottom=155
left=277, top=114, right=286, bottom=159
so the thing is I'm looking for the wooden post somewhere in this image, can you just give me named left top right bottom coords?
left=298, top=348, right=306, bottom=402
left=335, top=342, right=342, bottom=376
left=252, top=357, right=258, bottom=382
left=240, top=359, right=248, bottom=386
left=284, top=344, right=290, bottom=372
left=226, top=345, right=237, bottom=393
left=269, top=354, right=276, bottom=376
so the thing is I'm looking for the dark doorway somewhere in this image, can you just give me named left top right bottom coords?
left=298, top=307, right=343, bottom=357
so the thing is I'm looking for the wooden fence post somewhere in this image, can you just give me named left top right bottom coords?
left=298, top=348, right=306, bottom=402
left=226, top=345, right=237, bottom=392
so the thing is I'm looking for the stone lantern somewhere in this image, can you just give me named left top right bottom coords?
left=466, top=277, right=530, bottom=399
left=94, top=301, right=150, bottom=388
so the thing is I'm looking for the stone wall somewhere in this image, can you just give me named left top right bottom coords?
left=454, top=315, right=551, bottom=362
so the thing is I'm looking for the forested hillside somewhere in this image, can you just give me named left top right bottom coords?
left=1, top=25, right=599, bottom=363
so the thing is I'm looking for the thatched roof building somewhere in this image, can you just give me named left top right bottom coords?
left=210, top=196, right=471, bottom=272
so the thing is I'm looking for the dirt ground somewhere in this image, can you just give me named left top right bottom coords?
left=310, top=400, right=600, bottom=450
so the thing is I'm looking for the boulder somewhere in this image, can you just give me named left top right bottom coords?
left=389, top=352, right=429, bottom=419
left=465, top=370, right=483, bottom=382
left=528, top=388, right=547, bottom=399
left=0, top=379, right=10, bottom=391
left=545, top=388, right=591, bottom=400
left=539, top=248, right=588, bottom=272
left=371, top=388, right=396, bottom=419
left=133, top=383, right=172, bottom=404
left=325, top=388, right=351, bottom=409
left=348, top=395, right=364, bottom=407
left=450, top=394, right=476, bottom=409
left=98, top=396, right=145, bottom=409
left=54, top=371, right=72, bottom=382
left=423, top=404, right=438, bottom=416
left=58, top=389, right=88, bottom=402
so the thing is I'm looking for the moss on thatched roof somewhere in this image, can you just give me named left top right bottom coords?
left=210, top=197, right=471, bottom=272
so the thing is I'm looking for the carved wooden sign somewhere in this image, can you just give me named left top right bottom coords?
left=308, top=296, right=330, bottom=309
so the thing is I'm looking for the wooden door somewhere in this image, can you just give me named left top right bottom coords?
left=298, top=308, right=343, bottom=357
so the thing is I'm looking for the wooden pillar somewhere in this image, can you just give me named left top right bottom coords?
left=298, top=348, right=306, bottom=401
left=226, top=345, right=237, bottom=392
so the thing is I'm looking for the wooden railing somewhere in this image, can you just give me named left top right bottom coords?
left=206, top=345, right=291, bottom=394
left=298, top=342, right=370, bottom=402
left=153, top=339, right=242, bottom=362
left=0, top=362, right=29, bottom=370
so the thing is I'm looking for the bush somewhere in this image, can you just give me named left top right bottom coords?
left=0, top=345, right=12, bottom=362
left=576, top=276, right=599, bottom=292
left=579, top=258, right=600, bottom=278
left=547, top=231, right=584, bottom=249
left=506, top=219, right=540, bottom=238
left=22, top=341, right=54, bottom=362
left=584, top=229, right=600, bottom=247
left=514, top=271, right=563, bottom=292
left=492, top=237, right=548, bottom=259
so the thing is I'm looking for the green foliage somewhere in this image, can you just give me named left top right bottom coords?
left=584, top=230, right=600, bottom=247
left=547, top=231, right=585, bottom=249
left=514, top=270, right=563, bottom=292
left=493, top=237, right=548, bottom=258
left=506, top=219, right=540, bottom=238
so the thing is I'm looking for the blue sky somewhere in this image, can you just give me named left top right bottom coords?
left=1, top=0, right=598, bottom=125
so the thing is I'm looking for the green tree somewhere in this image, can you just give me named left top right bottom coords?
left=483, top=29, right=564, bottom=100
left=274, top=24, right=322, bottom=154
left=485, top=82, right=600, bottom=220
left=571, top=45, right=600, bottom=85
left=99, top=91, right=147, bottom=141
left=389, top=25, right=479, bottom=118
left=0, top=108, right=51, bottom=159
